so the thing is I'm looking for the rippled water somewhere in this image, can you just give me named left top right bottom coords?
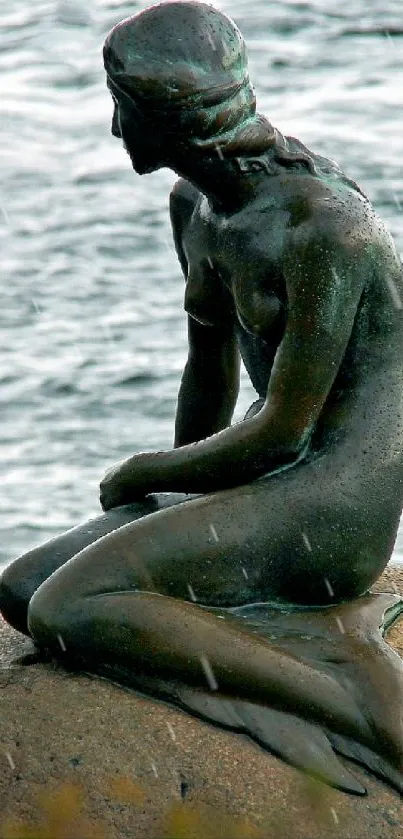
left=1, top=0, right=403, bottom=567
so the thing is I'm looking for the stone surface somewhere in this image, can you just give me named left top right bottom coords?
left=1, top=567, right=403, bottom=838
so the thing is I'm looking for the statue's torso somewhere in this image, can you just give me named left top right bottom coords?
left=180, top=169, right=403, bottom=472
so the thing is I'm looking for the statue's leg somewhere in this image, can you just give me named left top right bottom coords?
left=0, top=493, right=191, bottom=634
left=23, top=449, right=399, bottom=623
left=24, top=471, right=403, bottom=792
left=27, top=582, right=369, bottom=746
left=29, top=577, right=403, bottom=794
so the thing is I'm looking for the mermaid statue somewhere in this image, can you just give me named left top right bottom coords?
left=2, top=1, right=403, bottom=795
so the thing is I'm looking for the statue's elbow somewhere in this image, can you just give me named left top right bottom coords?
left=259, top=426, right=312, bottom=473
left=283, top=426, right=312, bottom=463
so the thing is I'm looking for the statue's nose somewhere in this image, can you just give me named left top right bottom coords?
left=111, top=105, right=121, bottom=138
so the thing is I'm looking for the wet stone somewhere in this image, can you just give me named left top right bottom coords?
left=0, top=565, right=403, bottom=839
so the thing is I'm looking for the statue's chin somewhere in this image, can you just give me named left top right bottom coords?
left=128, top=154, right=159, bottom=176
left=132, top=162, right=156, bottom=175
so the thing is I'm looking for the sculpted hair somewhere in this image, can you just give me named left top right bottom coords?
left=104, top=1, right=366, bottom=195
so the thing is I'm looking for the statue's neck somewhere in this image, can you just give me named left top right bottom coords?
left=169, top=150, right=274, bottom=214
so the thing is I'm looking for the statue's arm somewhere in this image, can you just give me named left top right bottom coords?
left=170, top=178, right=240, bottom=446
left=100, top=226, right=365, bottom=507
left=174, top=315, right=240, bottom=446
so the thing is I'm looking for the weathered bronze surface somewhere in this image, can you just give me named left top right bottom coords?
left=1, top=1, right=403, bottom=795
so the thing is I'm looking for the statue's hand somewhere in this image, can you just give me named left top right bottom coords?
left=99, top=460, right=128, bottom=511
left=99, top=453, right=160, bottom=511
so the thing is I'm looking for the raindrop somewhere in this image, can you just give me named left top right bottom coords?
left=166, top=722, right=176, bottom=741
left=31, top=297, right=41, bottom=315
left=242, top=567, right=249, bottom=580
left=162, top=233, right=174, bottom=253
left=324, top=577, right=334, bottom=598
left=206, top=29, right=217, bottom=51
left=150, top=759, right=158, bottom=778
left=330, top=807, right=339, bottom=825
left=187, top=583, right=197, bottom=602
left=209, top=523, right=219, bottom=542
left=57, top=633, right=67, bottom=652
left=384, top=274, right=402, bottom=309
left=72, top=344, right=84, bottom=363
left=1, top=206, right=10, bottom=224
left=392, top=194, right=402, bottom=212
left=214, top=144, right=224, bottom=160
left=5, top=752, right=15, bottom=770
left=384, top=30, right=396, bottom=50
left=335, top=617, right=345, bottom=634
left=301, top=531, right=312, bottom=552
left=200, top=654, right=218, bottom=690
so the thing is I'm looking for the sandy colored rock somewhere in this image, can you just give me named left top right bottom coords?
left=0, top=566, right=403, bottom=838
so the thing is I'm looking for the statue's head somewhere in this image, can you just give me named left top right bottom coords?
left=103, top=1, right=259, bottom=173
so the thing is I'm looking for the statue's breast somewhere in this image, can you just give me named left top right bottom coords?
left=182, top=200, right=287, bottom=335
left=213, top=208, right=287, bottom=340
left=234, top=288, right=283, bottom=338
left=228, top=258, right=287, bottom=341
left=184, top=261, right=235, bottom=327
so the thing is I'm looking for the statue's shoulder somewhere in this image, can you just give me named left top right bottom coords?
left=170, top=178, right=201, bottom=226
left=169, top=179, right=202, bottom=275
left=281, top=173, right=375, bottom=247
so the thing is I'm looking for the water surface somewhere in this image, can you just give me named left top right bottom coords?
left=1, top=0, right=403, bottom=566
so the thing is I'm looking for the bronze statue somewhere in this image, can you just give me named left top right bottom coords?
left=1, top=1, right=403, bottom=795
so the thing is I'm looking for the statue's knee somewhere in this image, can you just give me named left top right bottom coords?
left=0, top=564, right=14, bottom=614
left=0, top=560, right=34, bottom=634
left=27, top=578, right=71, bottom=648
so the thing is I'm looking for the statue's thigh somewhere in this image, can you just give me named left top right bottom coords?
left=0, top=494, right=190, bottom=614
left=34, top=467, right=330, bottom=608
left=27, top=456, right=396, bottom=615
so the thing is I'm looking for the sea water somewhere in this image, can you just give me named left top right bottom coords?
left=1, top=0, right=403, bottom=567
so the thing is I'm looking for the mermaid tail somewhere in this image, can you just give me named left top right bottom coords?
left=31, top=590, right=403, bottom=795
left=151, top=593, right=403, bottom=795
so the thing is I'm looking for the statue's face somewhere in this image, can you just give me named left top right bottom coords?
left=107, top=77, right=163, bottom=175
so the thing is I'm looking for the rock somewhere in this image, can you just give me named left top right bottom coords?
left=1, top=566, right=403, bottom=838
